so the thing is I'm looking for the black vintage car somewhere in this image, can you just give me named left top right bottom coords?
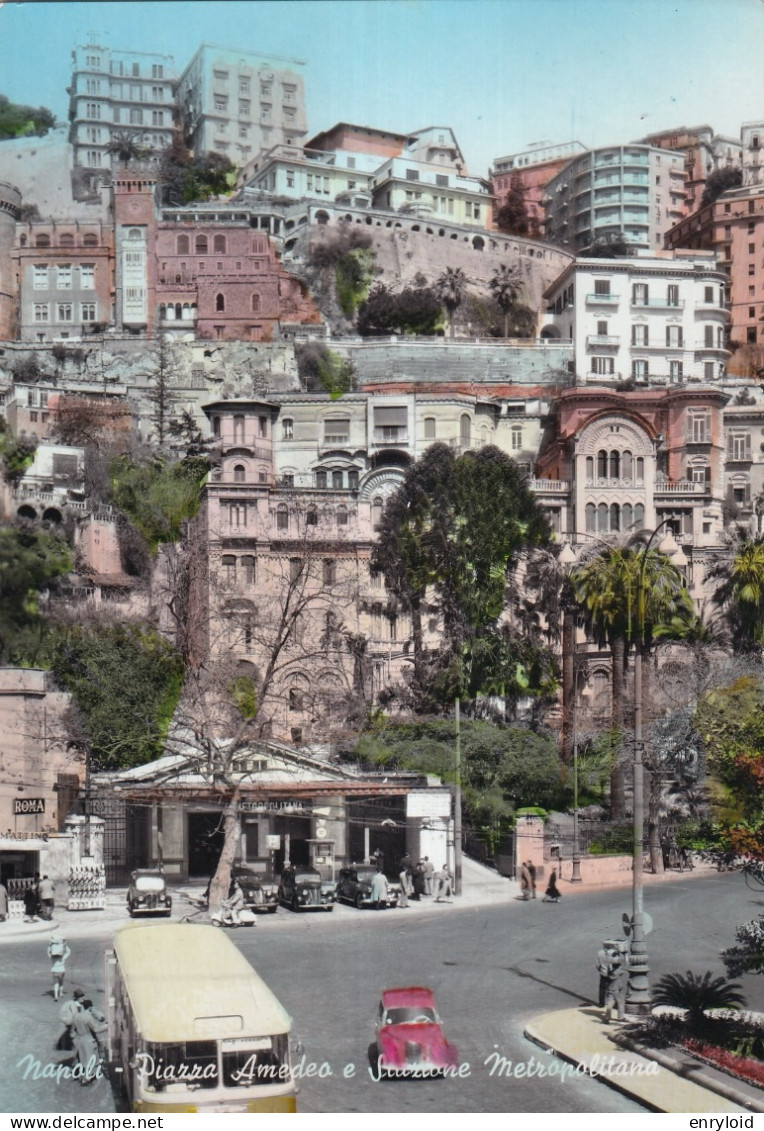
left=335, top=864, right=399, bottom=909
left=278, top=865, right=334, bottom=912
left=127, top=869, right=172, bottom=917
left=233, top=865, right=279, bottom=913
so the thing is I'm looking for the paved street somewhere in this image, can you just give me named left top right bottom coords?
left=1, top=871, right=761, bottom=1114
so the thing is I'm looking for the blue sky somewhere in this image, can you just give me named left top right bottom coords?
left=0, top=0, right=762, bottom=175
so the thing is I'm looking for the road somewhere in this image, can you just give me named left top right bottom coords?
left=1, top=872, right=761, bottom=1113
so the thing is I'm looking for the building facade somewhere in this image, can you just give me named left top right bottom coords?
left=177, top=45, right=307, bottom=167
left=544, top=144, right=687, bottom=253
left=638, top=125, right=741, bottom=214
left=68, top=41, right=177, bottom=173
left=490, top=141, right=587, bottom=235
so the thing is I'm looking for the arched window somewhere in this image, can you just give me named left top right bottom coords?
left=233, top=464, right=246, bottom=483
left=289, top=687, right=304, bottom=711
left=460, top=414, right=471, bottom=449
left=276, top=505, right=289, bottom=531
left=242, top=555, right=256, bottom=585
left=372, top=497, right=383, bottom=528
left=424, top=417, right=436, bottom=441
left=212, top=416, right=221, bottom=437
left=233, top=414, right=245, bottom=442
left=622, top=451, right=633, bottom=481
left=610, top=503, right=620, bottom=531
left=585, top=503, right=596, bottom=532
left=634, top=503, right=645, bottom=527
left=622, top=503, right=633, bottom=531
left=609, top=451, right=620, bottom=478
left=213, top=234, right=226, bottom=253
left=216, top=292, right=225, bottom=312
left=307, top=509, right=318, bottom=526
left=35, top=234, right=50, bottom=247
left=59, top=233, right=74, bottom=247
left=348, top=470, right=359, bottom=490
left=337, top=507, right=349, bottom=526
left=332, top=470, right=343, bottom=489
left=251, top=293, right=261, bottom=312
left=82, top=233, right=98, bottom=247
left=597, top=450, right=608, bottom=478
left=177, top=234, right=190, bottom=254
left=221, top=554, right=236, bottom=584
left=586, top=456, right=594, bottom=479
left=316, top=469, right=327, bottom=489
left=636, top=457, right=644, bottom=481
left=598, top=503, right=608, bottom=532
left=195, top=235, right=208, bottom=253
left=323, top=559, right=337, bottom=585
left=282, top=417, right=293, bottom=440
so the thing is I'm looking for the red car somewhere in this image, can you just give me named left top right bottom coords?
left=374, top=987, right=459, bottom=1078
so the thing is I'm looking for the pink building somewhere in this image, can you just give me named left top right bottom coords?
left=490, top=142, right=587, bottom=236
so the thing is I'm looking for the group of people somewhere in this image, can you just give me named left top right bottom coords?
left=49, top=938, right=107, bottom=1086
left=0, top=874, right=56, bottom=922
left=397, top=854, right=453, bottom=906
left=519, top=860, right=562, bottom=903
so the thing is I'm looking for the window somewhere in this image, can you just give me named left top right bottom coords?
left=315, top=469, right=327, bottom=489
left=129, top=108, right=143, bottom=125
left=632, top=359, right=649, bottom=380
left=212, top=416, right=221, bottom=438
left=323, top=559, right=337, bottom=586
left=221, top=555, right=236, bottom=584
left=251, top=293, right=260, bottom=312
left=306, top=509, right=318, bottom=526
left=33, top=265, right=48, bottom=289
left=57, top=265, right=72, bottom=289
left=56, top=303, right=73, bottom=322
left=85, top=102, right=101, bottom=119
left=152, top=64, right=164, bottom=78
left=666, top=325, right=683, bottom=347
left=233, top=464, right=246, bottom=483
left=324, top=416, right=350, bottom=445
left=372, top=497, right=383, bottom=529
left=228, top=503, right=246, bottom=528
left=239, top=100, right=250, bottom=116
left=282, top=418, right=293, bottom=440
left=196, top=236, right=208, bottom=254
left=511, top=426, right=523, bottom=450
left=348, top=470, right=359, bottom=490
left=281, top=473, right=293, bottom=487
left=632, top=324, right=648, bottom=346
left=704, top=325, right=714, bottom=347
left=276, top=506, right=289, bottom=531
left=337, top=507, right=349, bottom=526
left=81, top=302, right=96, bottom=321
left=213, top=234, right=226, bottom=253
left=33, top=304, right=49, bottom=323
left=215, top=293, right=225, bottom=312
left=214, top=96, right=228, bottom=112
left=259, top=416, right=267, bottom=437
left=406, top=169, right=420, bottom=181
left=288, top=688, right=303, bottom=711
left=177, top=234, right=189, bottom=254
left=80, top=264, right=95, bottom=288
left=594, top=279, right=611, bottom=296
left=289, top=558, right=303, bottom=581
left=704, top=362, right=715, bottom=381
left=424, top=417, right=436, bottom=440
left=332, top=470, right=343, bottom=489
left=286, top=171, right=295, bottom=188
left=242, top=556, right=256, bottom=585
left=436, top=174, right=449, bottom=188
left=239, top=78, right=250, bottom=94
left=667, top=284, right=679, bottom=306
left=591, top=356, right=614, bottom=374
left=688, top=411, right=710, bottom=443
left=728, top=432, right=751, bottom=460
left=669, top=360, right=683, bottom=380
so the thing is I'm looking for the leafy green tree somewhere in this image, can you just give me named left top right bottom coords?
left=48, top=623, right=184, bottom=771
left=0, top=526, right=72, bottom=664
left=489, top=265, right=522, bottom=337
left=709, top=535, right=764, bottom=652
left=700, top=166, right=743, bottom=208
left=0, top=94, right=55, bottom=139
left=723, top=912, right=764, bottom=977
left=0, top=422, right=37, bottom=486
left=108, top=454, right=208, bottom=553
left=356, top=283, right=443, bottom=337
left=295, top=342, right=354, bottom=398
left=495, top=170, right=530, bottom=236
left=434, top=267, right=467, bottom=339
left=335, top=247, right=374, bottom=316
left=371, top=443, right=553, bottom=711
left=652, top=971, right=745, bottom=1032
left=158, top=147, right=236, bottom=205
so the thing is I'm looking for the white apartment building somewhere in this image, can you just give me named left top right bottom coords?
left=177, top=45, right=307, bottom=168
left=68, top=42, right=177, bottom=172
left=542, top=250, right=730, bottom=386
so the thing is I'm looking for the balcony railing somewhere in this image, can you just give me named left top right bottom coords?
left=586, top=335, right=620, bottom=347
left=630, top=298, right=685, bottom=309
left=529, top=479, right=570, bottom=493
left=654, top=480, right=705, bottom=494
left=584, top=477, right=645, bottom=489
left=585, top=293, right=619, bottom=303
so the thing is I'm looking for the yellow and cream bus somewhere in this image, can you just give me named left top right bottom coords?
left=105, top=922, right=296, bottom=1112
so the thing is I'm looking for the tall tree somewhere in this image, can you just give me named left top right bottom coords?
left=371, top=443, right=553, bottom=711
left=105, top=129, right=147, bottom=167
left=434, top=267, right=467, bottom=339
left=489, top=266, right=522, bottom=338
left=0, top=526, right=72, bottom=664
left=495, top=170, right=530, bottom=236
left=708, top=534, right=764, bottom=653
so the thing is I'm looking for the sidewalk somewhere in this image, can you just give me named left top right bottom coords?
left=525, top=1006, right=764, bottom=1114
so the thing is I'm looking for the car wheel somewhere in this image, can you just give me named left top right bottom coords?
left=355, top=892, right=365, bottom=910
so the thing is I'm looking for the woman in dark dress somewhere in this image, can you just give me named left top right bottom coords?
left=542, top=870, right=562, bottom=902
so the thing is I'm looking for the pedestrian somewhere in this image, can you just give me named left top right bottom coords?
left=23, top=881, right=38, bottom=922
left=602, top=942, right=628, bottom=1024
left=519, top=861, right=532, bottom=901
left=435, top=863, right=453, bottom=901
left=0, top=879, right=8, bottom=922
left=370, top=869, right=388, bottom=910
left=596, top=942, right=613, bottom=1007
left=542, top=869, right=562, bottom=903
left=372, top=848, right=385, bottom=874
left=39, top=875, right=55, bottom=921
left=411, top=861, right=425, bottom=900
left=57, top=988, right=85, bottom=1050
left=72, top=999, right=106, bottom=1086
left=527, top=860, right=537, bottom=899
left=48, top=935, right=71, bottom=1002
left=423, top=856, right=435, bottom=895
left=398, top=854, right=412, bottom=907
left=225, top=879, right=246, bottom=926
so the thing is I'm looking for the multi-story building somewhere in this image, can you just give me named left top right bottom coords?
left=12, top=219, right=114, bottom=341
left=544, top=144, right=686, bottom=253
left=177, top=45, right=307, bottom=168
left=665, top=183, right=764, bottom=350
left=542, top=250, right=729, bottom=386
left=370, top=153, right=490, bottom=227
left=637, top=125, right=741, bottom=214
left=67, top=41, right=177, bottom=174
left=741, top=121, right=764, bottom=188
left=237, top=142, right=378, bottom=207
left=490, top=141, right=587, bottom=235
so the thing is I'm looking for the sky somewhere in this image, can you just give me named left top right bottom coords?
left=0, top=0, right=762, bottom=176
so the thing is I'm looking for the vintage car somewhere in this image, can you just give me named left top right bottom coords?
left=233, top=865, right=279, bottom=913
left=126, top=869, right=172, bottom=918
left=278, top=865, right=334, bottom=912
left=335, top=864, right=399, bottom=909
left=374, top=987, right=458, bottom=1078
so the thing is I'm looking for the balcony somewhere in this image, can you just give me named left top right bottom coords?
left=586, top=335, right=620, bottom=347
left=529, top=479, right=570, bottom=493
left=585, top=292, right=619, bottom=304
left=630, top=298, right=685, bottom=309
left=584, top=477, right=645, bottom=490
left=654, top=479, right=705, bottom=495
left=372, top=429, right=409, bottom=447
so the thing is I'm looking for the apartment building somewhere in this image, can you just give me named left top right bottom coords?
left=177, top=45, right=307, bottom=168
left=741, top=121, right=764, bottom=189
left=544, top=144, right=687, bottom=252
left=68, top=41, right=177, bottom=173
left=665, top=183, right=764, bottom=349
left=542, top=250, right=729, bottom=386
left=490, top=141, right=587, bottom=235
left=638, top=125, right=741, bottom=213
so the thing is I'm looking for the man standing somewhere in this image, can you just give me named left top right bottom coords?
left=423, top=856, right=435, bottom=895
left=519, top=861, right=532, bottom=901
left=39, top=875, right=55, bottom=921
left=398, top=854, right=412, bottom=907
left=527, top=860, right=537, bottom=899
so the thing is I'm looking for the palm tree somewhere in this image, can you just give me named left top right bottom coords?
left=489, top=266, right=521, bottom=338
left=106, top=129, right=146, bottom=168
left=709, top=534, right=764, bottom=653
left=652, top=970, right=745, bottom=1032
left=570, top=544, right=695, bottom=820
left=434, top=268, right=466, bottom=339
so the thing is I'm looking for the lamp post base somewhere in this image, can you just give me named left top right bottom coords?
left=571, top=857, right=582, bottom=882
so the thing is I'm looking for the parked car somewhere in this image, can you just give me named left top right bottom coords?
left=374, top=987, right=458, bottom=1078
left=278, top=865, right=334, bottom=912
left=335, top=864, right=399, bottom=909
left=233, top=866, right=279, bottom=913
left=127, top=869, right=172, bottom=918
